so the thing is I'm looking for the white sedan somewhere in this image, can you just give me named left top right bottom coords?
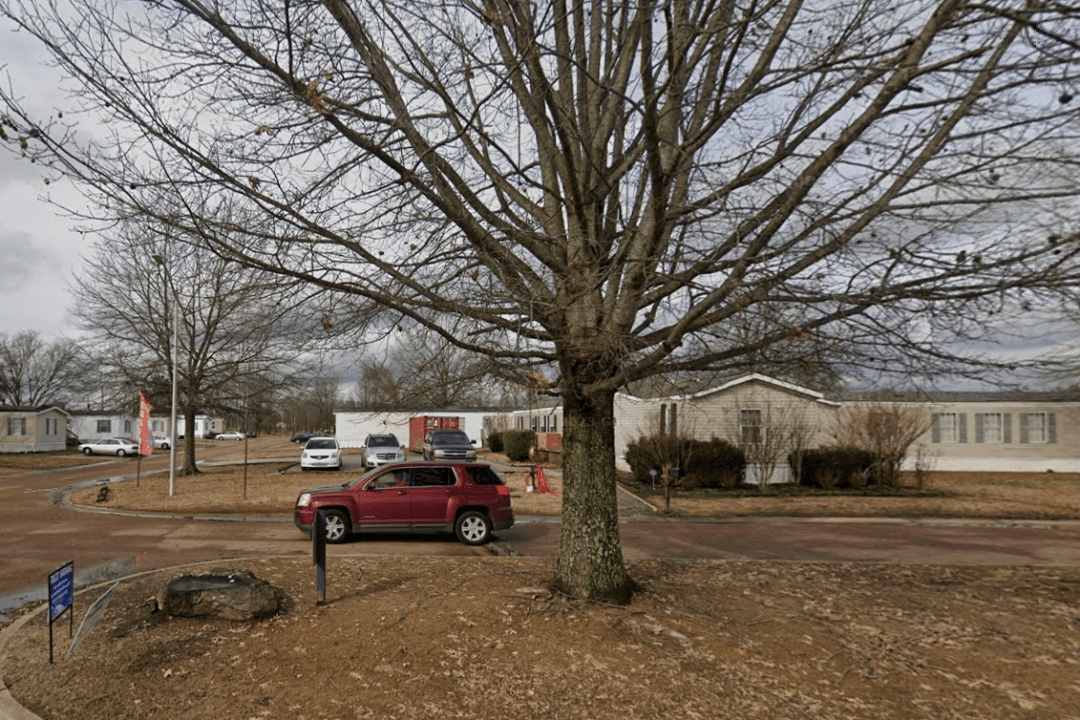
left=215, top=431, right=246, bottom=441
left=301, top=437, right=343, bottom=471
left=78, top=437, right=141, bottom=457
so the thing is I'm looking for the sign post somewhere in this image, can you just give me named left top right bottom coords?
left=313, top=509, right=327, bottom=606
left=47, top=561, right=74, bottom=664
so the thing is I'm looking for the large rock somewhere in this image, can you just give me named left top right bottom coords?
left=160, top=569, right=285, bottom=621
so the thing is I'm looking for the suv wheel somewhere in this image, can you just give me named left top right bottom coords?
left=454, top=510, right=491, bottom=545
left=323, top=510, right=350, bottom=544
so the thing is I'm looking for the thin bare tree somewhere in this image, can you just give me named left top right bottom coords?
left=835, top=402, right=933, bottom=487
left=0, top=331, right=86, bottom=408
left=2, top=0, right=1080, bottom=601
left=71, top=217, right=311, bottom=474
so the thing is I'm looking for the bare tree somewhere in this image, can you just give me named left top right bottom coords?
left=631, top=408, right=699, bottom=512
left=354, top=360, right=402, bottom=409
left=354, top=326, right=529, bottom=408
left=732, top=402, right=814, bottom=489
left=2, top=0, right=1080, bottom=601
left=70, top=217, right=310, bottom=474
left=0, top=331, right=86, bottom=407
left=835, top=402, right=933, bottom=487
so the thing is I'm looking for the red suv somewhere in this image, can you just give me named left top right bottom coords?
left=294, top=462, right=514, bottom=546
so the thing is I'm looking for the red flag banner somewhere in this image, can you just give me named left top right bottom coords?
left=535, top=467, right=560, bottom=495
left=138, top=392, right=154, bottom=456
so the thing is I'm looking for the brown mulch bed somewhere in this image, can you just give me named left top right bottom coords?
left=3, top=557, right=1079, bottom=720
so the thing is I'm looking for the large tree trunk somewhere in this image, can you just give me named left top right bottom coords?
left=182, top=406, right=199, bottom=475
left=553, top=387, right=637, bottom=604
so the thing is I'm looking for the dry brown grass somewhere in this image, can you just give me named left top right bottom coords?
left=4, top=557, right=1079, bottom=720
left=66, top=458, right=565, bottom=517
left=638, top=471, right=1080, bottom=521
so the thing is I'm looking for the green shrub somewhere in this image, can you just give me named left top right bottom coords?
left=683, top=437, right=745, bottom=489
left=791, top=446, right=877, bottom=489
left=487, top=431, right=504, bottom=453
left=502, top=430, right=535, bottom=462
left=625, top=435, right=745, bottom=490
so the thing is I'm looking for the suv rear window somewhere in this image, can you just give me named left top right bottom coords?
left=465, top=466, right=505, bottom=486
left=409, top=466, right=457, bottom=487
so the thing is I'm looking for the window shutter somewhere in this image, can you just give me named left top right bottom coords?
left=1020, top=414, right=1029, bottom=444
left=659, top=404, right=667, bottom=435
left=975, top=414, right=984, bottom=443
left=931, top=414, right=941, bottom=443
left=958, top=413, right=968, bottom=443
left=1048, top=413, right=1057, bottom=444
left=669, top=404, right=678, bottom=436
left=1003, top=414, right=1012, bottom=443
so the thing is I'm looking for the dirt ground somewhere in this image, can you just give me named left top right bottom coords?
left=4, top=558, right=1079, bottom=720
left=4, top=449, right=1080, bottom=719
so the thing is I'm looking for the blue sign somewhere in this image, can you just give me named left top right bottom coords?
left=49, top=561, right=74, bottom=622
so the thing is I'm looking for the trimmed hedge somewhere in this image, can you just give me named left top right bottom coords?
left=502, top=429, right=535, bottom=462
left=487, top=431, right=504, bottom=453
left=790, top=446, right=877, bottom=489
left=625, top=435, right=745, bottom=490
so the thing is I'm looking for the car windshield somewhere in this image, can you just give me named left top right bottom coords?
left=433, top=431, right=469, bottom=444
left=307, top=438, right=337, bottom=450
left=367, top=436, right=398, bottom=447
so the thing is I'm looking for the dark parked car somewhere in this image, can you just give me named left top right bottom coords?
left=293, top=462, right=513, bottom=545
left=290, top=431, right=323, bottom=444
left=421, top=429, right=477, bottom=462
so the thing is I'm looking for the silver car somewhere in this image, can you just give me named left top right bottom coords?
left=360, top=433, right=406, bottom=469
left=78, top=437, right=141, bottom=456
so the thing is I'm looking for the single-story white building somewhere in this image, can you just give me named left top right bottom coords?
left=487, top=375, right=1080, bottom=476
left=0, top=405, right=71, bottom=453
left=334, top=409, right=492, bottom=451
left=842, top=398, right=1080, bottom=473
left=488, top=374, right=841, bottom=481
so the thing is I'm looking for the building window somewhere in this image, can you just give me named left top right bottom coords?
left=740, top=409, right=762, bottom=445
left=96, top=420, right=112, bottom=434
left=1020, top=413, right=1056, bottom=444
left=124, top=420, right=133, bottom=435
left=530, top=416, right=538, bottom=432
left=516, top=416, right=523, bottom=430
left=938, top=413, right=958, bottom=442
left=7, top=418, right=26, bottom=436
left=976, top=413, right=1004, bottom=443
left=931, top=413, right=968, bottom=443
left=550, top=414, right=557, bottom=433
left=45, top=418, right=58, bottom=436
left=152, top=420, right=165, bottom=433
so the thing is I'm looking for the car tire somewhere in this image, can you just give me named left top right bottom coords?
left=161, top=443, right=170, bottom=450
left=117, top=449, right=127, bottom=457
left=322, top=510, right=350, bottom=544
left=82, top=447, right=93, bottom=456
left=454, top=510, right=492, bottom=546
left=301, top=466, right=309, bottom=472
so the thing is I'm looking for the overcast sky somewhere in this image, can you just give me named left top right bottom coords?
left=0, top=17, right=85, bottom=340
